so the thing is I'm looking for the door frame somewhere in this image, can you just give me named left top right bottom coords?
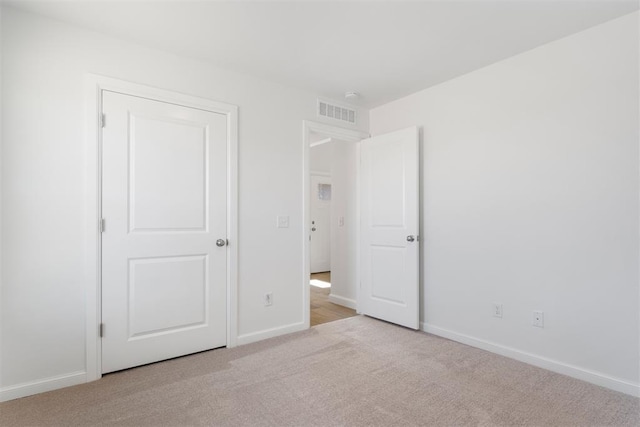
left=302, top=121, right=369, bottom=328
left=84, top=74, right=239, bottom=381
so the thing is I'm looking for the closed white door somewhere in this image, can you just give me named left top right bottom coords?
left=310, top=175, right=332, bottom=273
left=101, top=90, right=228, bottom=373
left=360, top=127, right=419, bottom=329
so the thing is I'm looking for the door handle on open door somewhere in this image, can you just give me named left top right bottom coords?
left=406, top=235, right=415, bottom=242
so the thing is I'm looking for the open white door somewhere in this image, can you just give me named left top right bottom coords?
left=360, top=126, right=419, bottom=329
left=101, top=90, right=228, bottom=373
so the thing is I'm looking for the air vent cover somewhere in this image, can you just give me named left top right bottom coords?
left=318, top=99, right=356, bottom=124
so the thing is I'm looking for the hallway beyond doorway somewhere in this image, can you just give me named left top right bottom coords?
left=310, top=272, right=357, bottom=326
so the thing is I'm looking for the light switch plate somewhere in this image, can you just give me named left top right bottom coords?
left=277, top=215, right=290, bottom=228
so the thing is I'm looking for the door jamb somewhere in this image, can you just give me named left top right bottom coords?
left=302, top=121, right=369, bottom=328
left=84, top=74, right=239, bottom=381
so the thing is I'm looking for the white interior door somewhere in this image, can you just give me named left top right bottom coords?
left=360, top=126, right=419, bottom=329
left=310, top=174, right=332, bottom=273
left=101, top=90, right=228, bottom=373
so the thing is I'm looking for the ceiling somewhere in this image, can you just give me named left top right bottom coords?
left=4, top=0, right=638, bottom=108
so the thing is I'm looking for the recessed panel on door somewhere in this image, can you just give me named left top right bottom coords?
left=129, top=255, right=207, bottom=338
left=370, top=142, right=405, bottom=228
left=130, top=115, right=208, bottom=232
left=370, top=246, right=406, bottom=305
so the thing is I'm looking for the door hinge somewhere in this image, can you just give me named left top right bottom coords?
left=101, top=113, right=106, bottom=128
left=99, top=323, right=104, bottom=337
left=100, top=218, right=105, bottom=232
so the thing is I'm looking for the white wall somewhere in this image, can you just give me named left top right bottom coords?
left=310, top=142, right=332, bottom=174
left=329, top=139, right=358, bottom=307
left=0, top=7, right=368, bottom=399
left=370, top=12, right=639, bottom=395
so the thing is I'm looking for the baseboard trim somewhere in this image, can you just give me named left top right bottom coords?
left=328, top=294, right=357, bottom=309
left=236, top=322, right=307, bottom=346
left=421, top=322, right=640, bottom=397
left=0, top=371, right=87, bottom=402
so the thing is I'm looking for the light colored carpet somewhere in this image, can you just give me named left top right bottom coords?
left=1, top=315, right=638, bottom=426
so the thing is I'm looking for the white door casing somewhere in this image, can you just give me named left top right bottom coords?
left=310, top=174, right=332, bottom=273
left=101, top=90, right=228, bottom=373
left=359, top=126, right=420, bottom=330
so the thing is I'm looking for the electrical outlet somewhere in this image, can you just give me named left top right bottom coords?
left=533, top=310, right=544, bottom=328
left=264, top=292, right=273, bottom=306
left=493, top=303, right=503, bottom=318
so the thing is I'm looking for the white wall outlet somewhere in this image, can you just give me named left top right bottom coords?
left=276, top=216, right=289, bottom=228
left=493, top=303, right=503, bottom=318
left=264, top=292, right=273, bottom=306
left=533, top=310, right=544, bottom=328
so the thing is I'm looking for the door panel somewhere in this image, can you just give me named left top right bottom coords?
left=128, top=255, right=207, bottom=337
left=101, top=90, right=227, bottom=373
left=130, top=116, right=207, bottom=231
left=360, top=126, right=419, bottom=329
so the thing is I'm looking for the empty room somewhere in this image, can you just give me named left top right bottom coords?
left=0, top=0, right=639, bottom=426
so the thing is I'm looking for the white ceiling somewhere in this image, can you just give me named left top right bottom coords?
left=5, top=0, right=638, bottom=108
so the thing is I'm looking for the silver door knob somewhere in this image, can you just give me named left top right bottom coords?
left=311, top=227, right=316, bottom=231
left=216, top=239, right=226, bottom=247
left=406, top=235, right=415, bottom=242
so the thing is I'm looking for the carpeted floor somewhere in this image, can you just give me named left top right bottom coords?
left=1, top=316, right=638, bottom=426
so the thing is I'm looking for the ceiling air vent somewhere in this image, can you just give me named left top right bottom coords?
left=318, top=99, right=356, bottom=124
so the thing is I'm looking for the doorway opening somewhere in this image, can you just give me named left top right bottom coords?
left=303, top=121, right=369, bottom=328
left=309, top=138, right=354, bottom=326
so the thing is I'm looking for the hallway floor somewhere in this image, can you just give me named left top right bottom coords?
left=310, top=272, right=357, bottom=326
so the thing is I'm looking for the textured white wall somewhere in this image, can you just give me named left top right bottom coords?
left=330, top=140, right=359, bottom=305
left=370, top=12, right=639, bottom=393
left=0, top=6, right=368, bottom=395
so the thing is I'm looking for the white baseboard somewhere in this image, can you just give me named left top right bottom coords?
left=0, top=371, right=87, bottom=402
left=421, top=322, right=640, bottom=397
left=328, top=293, right=357, bottom=309
left=236, top=321, right=307, bottom=346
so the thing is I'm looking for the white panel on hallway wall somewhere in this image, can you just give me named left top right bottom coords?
left=329, top=139, right=359, bottom=307
left=369, top=12, right=639, bottom=395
